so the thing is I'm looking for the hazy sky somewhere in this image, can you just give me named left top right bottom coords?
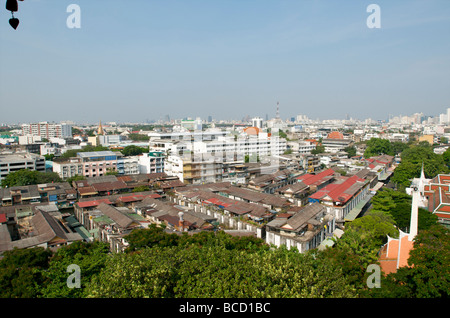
left=1, top=0, right=449, bottom=124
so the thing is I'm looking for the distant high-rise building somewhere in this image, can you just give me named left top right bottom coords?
left=181, top=117, right=202, bottom=131
left=251, top=117, right=263, bottom=128
left=208, top=115, right=212, bottom=123
left=276, top=101, right=280, bottom=120
left=22, top=122, right=72, bottom=139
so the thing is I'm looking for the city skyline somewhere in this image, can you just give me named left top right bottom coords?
left=1, top=0, right=449, bottom=124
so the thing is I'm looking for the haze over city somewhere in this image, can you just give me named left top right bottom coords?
left=1, top=0, right=449, bottom=124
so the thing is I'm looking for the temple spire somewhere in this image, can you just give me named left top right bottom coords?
left=98, top=120, right=104, bottom=136
left=409, top=184, right=419, bottom=241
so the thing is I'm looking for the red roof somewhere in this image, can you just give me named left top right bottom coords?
left=205, top=197, right=231, bottom=207
left=0, top=213, right=7, bottom=223
left=310, top=175, right=365, bottom=204
left=327, top=131, right=344, bottom=139
left=117, top=193, right=161, bottom=203
left=297, top=168, right=335, bottom=186
left=77, top=199, right=112, bottom=208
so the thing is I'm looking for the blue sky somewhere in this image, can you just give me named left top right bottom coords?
left=1, top=0, right=449, bottom=124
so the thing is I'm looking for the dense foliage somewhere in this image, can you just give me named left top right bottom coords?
left=391, top=142, right=448, bottom=187
left=0, top=169, right=62, bottom=187
left=87, top=245, right=356, bottom=298
left=364, top=138, right=394, bottom=158
left=0, top=203, right=447, bottom=298
left=121, top=145, right=148, bottom=156
left=370, top=188, right=439, bottom=232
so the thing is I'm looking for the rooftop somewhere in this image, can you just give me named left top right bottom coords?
left=77, top=151, right=118, bottom=158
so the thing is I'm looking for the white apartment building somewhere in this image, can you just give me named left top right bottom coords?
left=321, top=138, right=353, bottom=153
left=98, top=135, right=126, bottom=146
left=117, top=157, right=139, bottom=175
left=165, top=154, right=223, bottom=184
left=387, top=133, right=409, bottom=143
left=180, top=118, right=202, bottom=131
left=138, top=152, right=165, bottom=174
left=22, top=122, right=72, bottom=139
left=40, top=143, right=61, bottom=157
left=287, top=141, right=316, bottom=154
left=190, top=134, right=287, bottom=159
left=151, top=133, right=286, bottom=160
left=18, top=135, right=42, bottom=145
left=164, top=155, right=184, bottom=182
left=156, top=130, right=287, bottom=184
left=0, top=152, right=46, bottom=181
left=148, top=129, right=227, bottom=142
left=149, top=139, right=191, bottom=156
left=52, top=158, right=83, bottom=180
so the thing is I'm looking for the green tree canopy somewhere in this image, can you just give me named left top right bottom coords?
left=38, top=241, right=110, bottom=298
left=391, top=142, right=448, bottom=187
left=443, top=147, right=450, bottom=169
left=344, top=146, right=357, bottom=158
left=131, top=185, right=150, bottom=192
left=86, top=244, right=357, bottom=298
left=0, top=247, right=52, bottom=298
left=346, top=210, right=398, bottom=246
left=121, top=145, right=147, bottom=156
left=128, top=133, right=150, bottom=142
left=364, top=138, right=394, bottom=158
left=1, top=169, right=62, bottom=188
left=370, top=188, right=439, bottom=232
left=311, top=145, right=325, bottom=154
left=66, top=175, right=86, bottom=184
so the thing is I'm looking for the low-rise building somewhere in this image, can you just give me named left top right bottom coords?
left=265, top=202, right=335, bottom=253
left=296, top=168, right=336, bottom=192
left=247, top=169, right=296, bottom=194
left=36, top=182, right=77, bottom=209
left=133, top=197, right=216, bottom=232
left=321, top=138, right=353, bottom=153
left=308, top=174, right=370, bottom=221
left=423, top=174, right=450, bottom=229
left=77, top=151, right=119, bottom=178
left=275, top=181, right=310, bottom=206
left=0, top=204, right=84, bottom=253
left=52, top=157, right=83, bottom=180
left=0, top=152, right=46, bottom=182
left=74, top=202, right=145, bottom=252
